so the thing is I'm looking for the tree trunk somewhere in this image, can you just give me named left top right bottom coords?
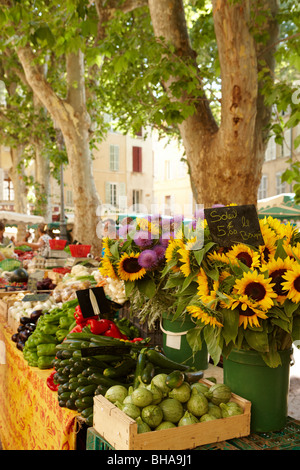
left=16, top=46, right=102, bottom=254
left=8, top=146, right=28, bottom=241
left=148, top=0, right=278, bottom=207
left=34, top=141, right=52, bottom=223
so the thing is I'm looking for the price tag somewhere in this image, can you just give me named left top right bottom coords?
left=204, top=204, right=264, bottom=247
left=22, top=293, right=50, bottom=302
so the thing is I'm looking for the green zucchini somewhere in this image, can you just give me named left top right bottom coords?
left=88, top=372, right=131, bottom=388
left=133, top=348, right=147, bottom=389
left=145, top=349, right=190, bottom=371
left=165, top=370, right=185, bottom=388
left=184, top=369, right=204, bottom=384
left=76, top=384, right=98, bottom=397
left=141, top=361, right=156, bottom=384
left=81, top=406, right=93, bottom=418
left=59, top=391, right=72, bottom=401
left=103, top=358, right=136, bottom=379
left=66, top=399, right=77, bottom=410
left=75, top=396, right=94, bottom=410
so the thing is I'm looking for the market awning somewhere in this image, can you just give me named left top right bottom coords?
left=0, top=211, right=44, bottom=226
left=258, top=194, right=300, bottom=221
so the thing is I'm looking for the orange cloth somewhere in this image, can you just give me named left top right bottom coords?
left=0, top=315, right=79, bottom=450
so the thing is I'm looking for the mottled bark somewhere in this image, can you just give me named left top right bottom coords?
left=148, top=0, right=279, bottom=207
left=17, top=46, right=102, bottom=254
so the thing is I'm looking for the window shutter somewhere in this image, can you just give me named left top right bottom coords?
left=0, top=169, right=3, bottom=201
left=132, top=146, right=142, bottom=172
left=105, top=182, right=111, bottom=204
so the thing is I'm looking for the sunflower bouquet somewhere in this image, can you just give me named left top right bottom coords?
left=164, top=214, right=300, bottom=368
left=99, top=215, right=181, bottom=329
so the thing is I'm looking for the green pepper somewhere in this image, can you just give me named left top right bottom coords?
left=56, top=329, right=69, bottom=342
left=34, top=333, right=57, bottom=345
left=37, top=355, right=55, bottom=369
left=43, top=310, right=66, bottom=323
left=37, top=343, right=57, bottom=357
left=62, top=299, right=79, bottom=310
left=40, top=323, right=58, bottom=335
left=59, top=316, right=74, bottom=330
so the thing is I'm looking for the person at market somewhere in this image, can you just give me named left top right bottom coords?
left=0, top=221, right=11, bottom=247
left=15, top=223, right=52, bottom=258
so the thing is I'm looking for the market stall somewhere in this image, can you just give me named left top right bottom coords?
left=0, top=207, right=299, bottom=451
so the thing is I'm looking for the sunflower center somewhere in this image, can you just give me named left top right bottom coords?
left=293, top=276, right=300, bottom=293
left=244, top=281, right=266, bottom=301
left=238, top=305, right=256, bottom=317
left=237, top=252, right=253, bottom=267
left=122, top=257, right=143, bottom=273
left=270, top=269, right=287, bottom=296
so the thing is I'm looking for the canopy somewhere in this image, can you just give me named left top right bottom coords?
left=258, top=194, right=300, bottom=221
left=0, top=211, right=44, bottom=226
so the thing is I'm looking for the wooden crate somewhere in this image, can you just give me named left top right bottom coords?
left=0, top=292, right=29, bottom=322
left=93, top=379, right=251, bottom=450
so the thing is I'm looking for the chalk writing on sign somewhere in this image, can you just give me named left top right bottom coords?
left=204, top=205, right=264, bottom=247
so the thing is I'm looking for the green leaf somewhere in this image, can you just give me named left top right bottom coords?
left=136, top=278, right=156, bottom=299
left=193, top=248, right=205, bottom=265
left=292, top=316, right=300, bottom=344
left=124, top=280, right=135, bottom=297
left=109, top=241, right=120, bottom=259
left=203, top=326, right=222, bottom=365
left=186, top=327, right=203, bottom=353
left=180, top=272, right=198, bottom=293
left=221, top=308, right=239, bottom=345
left=284, top=299, right=299, bottom=317
left=244, top=329, right=269, bottom=352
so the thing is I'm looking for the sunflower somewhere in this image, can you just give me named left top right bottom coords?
left=258, top=221, right=277, bottom=264
left=226, top=244, right=261, bottom=269
left=281, top=262, right=300, bottom=304
left=260, top=256, right=295, bottom=303
left=117, top=252, right=146, bottom=281
left=197, top=268, right=219, bottom=308
left=99, top=256, right=118, bottom=279
left=101, top=237, right=112, bottom=256
left=186, top=305, right=223, bottom=328
left=284, top=243, right=300, bottom=263
left=279, top=221, right=298, bottom=246
left=177, top=237, right=197, bottom=277
left=232, top=269, right=277, bottom=311
left=165, top=239, right=184, bottom=272
left=207, top=250, right=231, bottom=265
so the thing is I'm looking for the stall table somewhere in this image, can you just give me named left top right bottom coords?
left=0, top=315, right=79, bottom=450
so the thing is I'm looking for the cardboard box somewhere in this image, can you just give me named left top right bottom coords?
left=93, top=379, right=251, bottom=450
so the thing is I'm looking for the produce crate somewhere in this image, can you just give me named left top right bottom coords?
left=118, top=302, right=163, bottom=347
left=0, top=292, right=30, bottom=321
left=93, top=379, right=251, bottom=450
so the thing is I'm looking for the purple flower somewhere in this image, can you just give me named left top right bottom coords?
left=138, top=249, right=158, bottom=269
left=153, top=244, right=166, bottom=260
left=134, top=231, right=152, bottom=247
left=119, top=224, right=135, bottom=238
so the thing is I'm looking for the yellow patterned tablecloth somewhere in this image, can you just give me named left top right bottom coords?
left=0, top=315, right=79, bottom=450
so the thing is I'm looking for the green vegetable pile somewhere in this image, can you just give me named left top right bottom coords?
left=104, top=359, right=244, bottom=433
left=22, top=299, right=78, bottom=368
left=52, top=330, right=150, bottom=426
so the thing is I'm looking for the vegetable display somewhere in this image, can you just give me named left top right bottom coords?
left=22, top=299, right=78, bottom=368
left=103, top=356, right=243, bottom=433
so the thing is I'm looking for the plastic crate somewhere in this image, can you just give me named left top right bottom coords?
left=49, top=239, right=67, bottom=250
left=118, top=301, right=163, bottom=347
left=69, top=244, right=91, bottom=257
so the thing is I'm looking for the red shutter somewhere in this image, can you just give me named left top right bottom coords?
left=132, top=146, right=142, bottom=172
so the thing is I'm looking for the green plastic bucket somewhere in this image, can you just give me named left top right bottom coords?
left=223, top=348, right=292, bottom=432
left=161, top=313, right=208, bottom=369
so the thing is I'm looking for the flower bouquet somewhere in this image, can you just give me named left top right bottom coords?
left=163, top=213, right=300, bottom=367
left=99, top=215, right=181, bottom=330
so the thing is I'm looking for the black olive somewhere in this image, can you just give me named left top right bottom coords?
left=16, top=341, right=25, bottom=351
left=19, top=330, right=31, bottom=342
left=20, top=316, right=32, bottom=325
left=17, top=324, right=26, bottom=332
left=25, top=323, right=36, bottom=331
left=30, top=310, right=43, bottom=322
left=11, top=333, right=19, bottom=342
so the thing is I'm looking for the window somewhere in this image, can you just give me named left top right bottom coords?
left=132, top=146, right=142, bottom=172
left=66, top=190, right=73, bottom=206
left=258, top=175, right=268, bottom=200
left=3, top=178, right=14, bottom=201
left=109, top=145, right=119, bottom=171
left=165, top=195, right=171, bottom=215
left=276, top=172, right=286, bottom=195
left=165, top=161, right=171, bottom=180
left=265, top=135, right=276, bottom=161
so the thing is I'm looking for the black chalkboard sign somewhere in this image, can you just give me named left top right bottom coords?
left=204, top=204, right=264, bottom=247
left=76, top=286, right=123, bottom=319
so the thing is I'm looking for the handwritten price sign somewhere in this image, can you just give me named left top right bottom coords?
left=204, top=204, right=264, bottom=247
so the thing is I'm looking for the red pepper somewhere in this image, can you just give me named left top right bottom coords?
left=69, top=324, right=84, bottom=334
left=46, top=370, right=59, bottom=392
left=104, top=322, right=126, bottom=339
left=87, top=318, right=112, bottom=335
left=131, top=337, right=144, bottom=343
